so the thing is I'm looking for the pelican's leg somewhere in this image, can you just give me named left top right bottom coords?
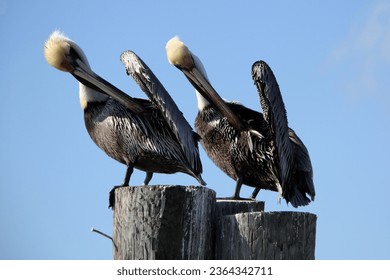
left=232, top=175, right=243, bottom=199
left=122, top=164, right=134, bottom=186
left=216, top=175, right=252, bottom=200
left=250, top=187, right=261, bottom=200
left=109, top=164, right=134, bottom=209
left=143, top=172, right=153, bottom=186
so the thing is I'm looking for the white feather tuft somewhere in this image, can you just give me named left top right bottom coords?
left=165, top=36, right=194, bottom=69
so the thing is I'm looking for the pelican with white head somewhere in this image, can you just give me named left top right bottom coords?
left=44, top=31, right=206, bottom=208
left=165, top=36, right=315, bottom=207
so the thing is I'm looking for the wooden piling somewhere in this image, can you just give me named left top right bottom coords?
left=215, top=210, right=317, bottom=260
left=112, top=186, right=317, bottom=260
left=215, top=199, right=265, bottom=217
left=112, top=185, right=216, bottom=260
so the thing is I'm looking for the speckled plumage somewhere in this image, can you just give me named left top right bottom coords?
left=195, top=103, right=281, bottom=193
left=44, top=31, right=205, bottom=207
left=84, top=98, right=202, bottom=179
left=166, top=36, right=315, bottom=207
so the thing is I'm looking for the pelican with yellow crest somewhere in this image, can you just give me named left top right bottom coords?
left=44, top=31, right=205, bottom=207
left=166, top=36, right=314, bottom=207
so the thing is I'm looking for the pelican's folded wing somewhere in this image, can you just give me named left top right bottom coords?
left=120, top=50, right=203, bottom=175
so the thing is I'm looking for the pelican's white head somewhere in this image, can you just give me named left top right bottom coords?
left=44, top=30, right=143, bottom=112
left=165, top=36, right=242, bottom=129
left=166, top=36, right=211, bottom=110
left=44, top=30, right=109, bottom=109
left=44, top=30, right=90, bottom=72
left=165, top=36, right=195, bottom=70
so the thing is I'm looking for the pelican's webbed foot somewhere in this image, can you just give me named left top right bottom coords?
left=109, top=164, right=134, bottom=209
left=108, top=186, right=119, bottom=209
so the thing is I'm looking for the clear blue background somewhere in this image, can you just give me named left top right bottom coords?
left=1, top=0, right=389, bottom=259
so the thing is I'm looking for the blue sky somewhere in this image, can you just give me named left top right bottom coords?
left=1, top=0, right=389, bottom=259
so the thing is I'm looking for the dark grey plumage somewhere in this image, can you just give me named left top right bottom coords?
left=120, top=51, right=203, bottom=177
left=252, top=61, right=315, bottom=206
left=195, top=62, right=315, bottom=207
left=82, top=52, right=206, bottom=189
left=84, top=97, right=204, bottom=185
left=195, top=102, right=281, bottom=198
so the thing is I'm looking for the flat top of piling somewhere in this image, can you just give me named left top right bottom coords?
left=215, top=200, right=265, bottom=216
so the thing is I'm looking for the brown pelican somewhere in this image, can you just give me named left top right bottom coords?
left=44, top=31, right=205, bottom=207
left=166, top=36, right=315, bottom=207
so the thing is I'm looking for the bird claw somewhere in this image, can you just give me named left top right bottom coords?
left=108, top=185, right=125, bottom=210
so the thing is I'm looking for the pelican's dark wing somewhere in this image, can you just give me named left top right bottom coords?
left=288, top=128, right=315, bottom=201
left=120, top=50, right=203, bottom=175
left=252, top=60, right=294, bottom=188
left=252, top=61, right=315, bottom=206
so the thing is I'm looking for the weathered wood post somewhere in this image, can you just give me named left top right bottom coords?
left=112, top=187, right=317, bottom=260
left=112, top=185, right=216, bottom=260
left=215, top=199, right=265, bottom=216
left=215, top=201, right=317, bottom=260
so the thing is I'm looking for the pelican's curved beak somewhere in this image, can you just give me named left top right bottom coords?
left=180, top=62, right=243, bottom=131
left=166, top=36, right=242, bottom=130
left=71, top=58, right=144, bottom=114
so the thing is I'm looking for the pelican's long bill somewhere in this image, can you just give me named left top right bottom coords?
left=166, top=36, right=242, bottom=131
left=180, top=66, right=241, bottom=131
left=71, top=58, right=144, bottom=114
